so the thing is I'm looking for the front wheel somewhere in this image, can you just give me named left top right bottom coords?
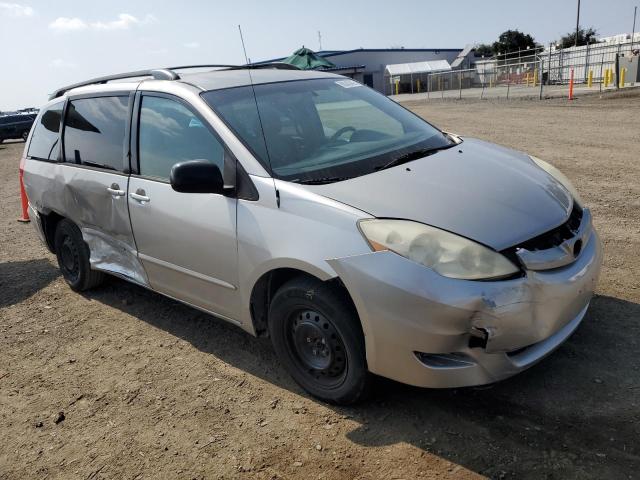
left=269, top=277, right=371, bottom=404
left=54, top=219, right=104, bottom=292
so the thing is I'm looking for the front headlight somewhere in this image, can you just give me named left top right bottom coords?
left=358, top=219, right=519, bottom=280
left=529, top=156, right=583, bottom=206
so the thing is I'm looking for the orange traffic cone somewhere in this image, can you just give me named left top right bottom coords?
left=18, top=158, right=30, bottom=223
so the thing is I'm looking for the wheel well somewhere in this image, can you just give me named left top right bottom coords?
left=40, top=211, right=65, bottom=253
left=249, top=268, right=356, bottom=337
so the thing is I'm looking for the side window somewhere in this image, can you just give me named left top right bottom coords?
left=63, top=96, right=129, bottom=171
left=138, top=96, right=224, bottom=181
left=27, top=102, right=64, bottom=160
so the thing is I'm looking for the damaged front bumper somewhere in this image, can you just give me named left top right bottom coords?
left=328, top=230, right=602, bottom=388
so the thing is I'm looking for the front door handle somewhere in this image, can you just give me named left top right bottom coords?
left=130, top=190, right=150, bottom=203
left=107, top=183, right=125, bottom=196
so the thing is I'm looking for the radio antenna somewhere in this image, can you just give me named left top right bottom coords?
left=238, top=24, right=250, bottom=65
left=237, top=24, right=276, bottom=187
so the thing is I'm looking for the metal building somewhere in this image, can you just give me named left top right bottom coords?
left=261, top=48, right=464, bottom=93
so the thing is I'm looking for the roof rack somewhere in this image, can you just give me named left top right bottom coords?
left=229, top=62, right=301, bottom=71
left=48, top=62, right=300, bottom=100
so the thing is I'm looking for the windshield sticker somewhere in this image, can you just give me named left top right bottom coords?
left=188, top=118, right=204, bottom=128
left=335, top=79, right=362, bottom=88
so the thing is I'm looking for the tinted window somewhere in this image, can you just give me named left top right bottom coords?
left=63, top=96, right=129, bottom=171
left=202, top=78, right=451, bottom=183
left=27, top=102, right=64, bottom=160
left=138, top=96, right=224, bottom=181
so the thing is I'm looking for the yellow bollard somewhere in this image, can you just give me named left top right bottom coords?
left=394, top=79, right=399, bottom=95
left=620, top=68, right=626, bottom=88
left=533, top=69, right=538, bottom=87
left=417, top=79, right=421, bottom=93
left=604, top=69, right=609, bottom=87
left=588, top=69, right=593, bottom=87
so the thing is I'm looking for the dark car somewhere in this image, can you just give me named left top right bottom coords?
left=0, top=114, right=36, bottom=143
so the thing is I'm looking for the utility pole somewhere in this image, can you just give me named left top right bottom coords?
left=318, top=31, right=322, bottom=51
left=631, top=6, right=637, bottom=52
left=575, top=0, right=581, bottom=47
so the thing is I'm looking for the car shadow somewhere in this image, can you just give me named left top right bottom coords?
left=86, top=278, right=640, bottom=479
left=0, top=258, right=60, bottom=307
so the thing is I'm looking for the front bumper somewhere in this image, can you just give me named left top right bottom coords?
left=328, top=230, right=602, bottom=388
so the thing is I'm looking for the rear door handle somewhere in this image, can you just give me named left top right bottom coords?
left=130, top=192, right=150, bottom=203
left=107, top=184, right=125, bottom=196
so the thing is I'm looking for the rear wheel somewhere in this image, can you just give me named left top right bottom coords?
left=54, top=219, right=104, bottom=291
left=21, top=131, right=28, bottom=142
left=269, top=276, right=371, bottom=404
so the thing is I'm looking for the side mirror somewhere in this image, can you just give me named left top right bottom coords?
left=170, top=160, right=224, bottom=194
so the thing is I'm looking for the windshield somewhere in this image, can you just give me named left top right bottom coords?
left=202, top=78, right=453, bottom=183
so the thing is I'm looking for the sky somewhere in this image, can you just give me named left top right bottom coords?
left=1, top=0, right=637, bottom=110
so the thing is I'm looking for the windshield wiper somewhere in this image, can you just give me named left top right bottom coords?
left=375, top=143, right=456, bottom=172
left=294, top=176, right=352, bottom=185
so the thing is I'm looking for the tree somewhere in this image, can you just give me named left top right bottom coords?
left=558, top=27, right=598, bottom=49
left=492, top=30, right=537, bottom=56
left=474, top=43, right=494, bottom=57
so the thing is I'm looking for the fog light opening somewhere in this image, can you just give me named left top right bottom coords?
left=573, top=239, right=582, bottom=257
left=415, top=352, right=477, bottom=369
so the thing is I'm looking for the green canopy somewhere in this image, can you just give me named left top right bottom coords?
left=282, top=47, right=336, bottom=70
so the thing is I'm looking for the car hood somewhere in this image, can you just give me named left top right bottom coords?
left=301, top=137, right=573, bottom=251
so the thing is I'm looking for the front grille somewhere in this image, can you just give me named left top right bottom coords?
left=517, top=204, right=583, bottom=251
left=502, top=204, right=583, bottom=265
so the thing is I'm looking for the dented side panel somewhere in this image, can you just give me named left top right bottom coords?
left=23, top=160, right=148, bottom=286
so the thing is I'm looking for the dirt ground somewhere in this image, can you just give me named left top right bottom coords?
left=1, top=91, right=639, bottom=480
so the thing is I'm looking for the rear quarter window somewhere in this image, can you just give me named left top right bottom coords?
left=27, top=102, right=64, bottom=160
left=63, top=96, right=129, bottom=171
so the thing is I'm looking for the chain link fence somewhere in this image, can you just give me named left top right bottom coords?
left=387, top=41, right=639, bottom=100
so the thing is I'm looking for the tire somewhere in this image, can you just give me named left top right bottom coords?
left=21, top=131, right=28, bottom=142
left=54, top=219, right=104, bottom=291
left=269, top=276, right=372, bottom=404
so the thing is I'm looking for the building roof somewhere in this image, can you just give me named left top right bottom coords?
left=385, top=60, right=451, bottom=76
left=321, top=47, right=462, bottom=58
left=450, top=44, right=475, bottom=69
left=259, top=47, right=462, bottom=64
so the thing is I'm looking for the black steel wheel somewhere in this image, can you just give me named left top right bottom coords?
left=54, top=219, right=104, bottom=291
left=287, top=308, right=349, bottom=388
left=269, top=276, right=371, bottom=404
left=21, top=131, right=29, bottom=142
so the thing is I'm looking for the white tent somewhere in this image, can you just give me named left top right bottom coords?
left=385, top=59, right=451, bottom=76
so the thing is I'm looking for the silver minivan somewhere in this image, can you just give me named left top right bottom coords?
left=23, top=65, right=602, bottom=404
